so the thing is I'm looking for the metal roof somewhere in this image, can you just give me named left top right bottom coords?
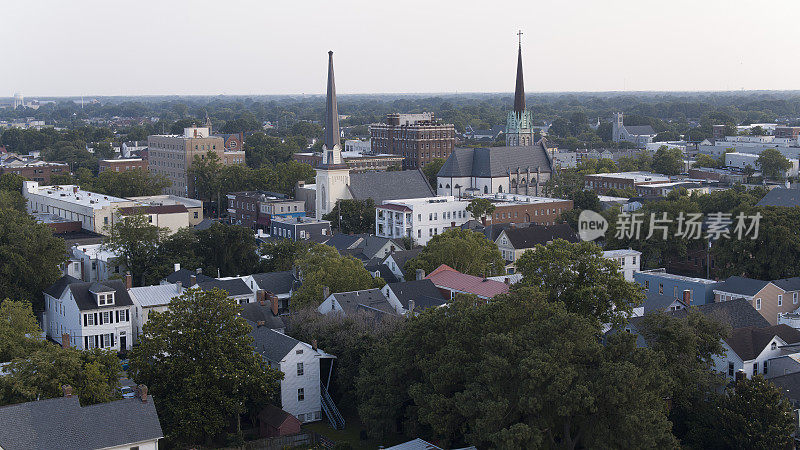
left=129, top=284, right=183, bottom=308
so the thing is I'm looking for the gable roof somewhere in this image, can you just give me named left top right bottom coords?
left=164, top=269, right=214, bottom=285
left=348, top=170, right=434, bottom=204
left=330, top=288, right=397, bottom=316
left=196, top=278, right=252, bottom=297
left=755, top=188, right=800, bottom=207
left=249, top=321, right=302, bottom=362
left=68, top=279, right=134, bottom=311
left=44, top=275, right=81, bottom=298
left=426, top=264, right=509, bottom=299
left=258, top=404, right=301, bottom=429
left=386, top=279, right=447, bottom=310
left=383, top=248, right=423, bottom=271
left=772, top=277, right=800, bottom=292
left=499, top=224, right=579, bottom=249
left=250, top=271, right=298, bottom=295
left=437, top=142, right=552, bottom=178
left=670, top=298, right=771, bottom=329
left=768, top=371, right=800, bottom=402
left=725, top=324, right=800, bottom=361
left=714, top=276, right=770, bottom=297
left=128, top=283, right=183, bottom=308
left=240, top=302, right=285, bottom=330
left=642, top=292, right=685, bottom=314
left=0, top=395, right=163, bottom=450
left=624, top=125, right=656, bottom=136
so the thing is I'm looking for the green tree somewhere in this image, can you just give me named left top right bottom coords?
left=515, top=240, right=644, bottom=325
left=244, top=132, right=297, bottom=168
left=756, top=148, right=792, bottom=180
left=694, top=153, right=721, bottom=169
left=465, top=198, right=496, bottom=224
left=651, top=145, right=684, bottom=175
left=259, top=239, right=308, bottom=273
left=146, top=228, right=203, bottom=285
left=291, top=244, right=381, bottom=309
left=0, top=345, right=121, bottom=407
left=92, top=169, right=170, bottom=198
left=405, top=229, right=505, bottom=278
left=422, top=158, right=445, bottom=188
left=716, top=376, right=795, bottom=449
left=195, top=223, right=260, bottom=277
left=103, top=213, right=167, bottom=286
left=0, top=209, right=65, bottom=308
left=0, top=173, right=25, bottom=192
left=129, top=288, right=282, bottom=445
left=0, top=300, right=45, bottom=363
left=188, top=151, right=223, bottom=208
left=323, top=198, right=376, bottom=234
left=357, top=294, right=676, bottom=449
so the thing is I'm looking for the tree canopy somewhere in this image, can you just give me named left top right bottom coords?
left=129, top=288, right=282, bottom=445
left=405, top=229, right=505, bottom=278
left=323, top=198, right=376, bottom=235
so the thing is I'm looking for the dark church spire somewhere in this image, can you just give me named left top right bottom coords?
left=324, top=50, right=340, bottom=151
left=513, top=30, right=525, bottom=117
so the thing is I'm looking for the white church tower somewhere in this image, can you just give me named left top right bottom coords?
left=315, top=51, right=351, bottom=219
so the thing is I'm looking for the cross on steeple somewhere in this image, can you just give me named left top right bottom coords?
left=517, top=30, right=523, bottom=46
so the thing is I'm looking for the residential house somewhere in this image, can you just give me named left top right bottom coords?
left=164, top=269, right=256, bottom=304
left=321, top=233, right=404, bottom=262
left=631, top=291, right=688, bottom=317
left=495, top=223, right=580, bottom=272
left=128, top=282, right=183, bottom=343
left=317, top=288, right=398, bottom=318
left=364, top=258, right=400, bottom=284
left=375, top=196, right=472, bottom=246
left=634, top=269, right=719, bottom=306
left=258, top=404, right=302, bottom=438
left=248, top=323, right=342, bottom=426
left=241, top=270, right=301, bottom=313
left=381, top=279, right=447, bottom=315
left=602, top=249, right=641, bottom=282
left=0, top=388, right=163, bottom=450
left=381, top=248, right=422, bottom=282
left=43, top=275, right=134, bottom=351
left=270, top=216, right=332, bottom=241
left=70, top=243, right=125, bottom=282
left=240, top=290, right=286, bottom=333
left=713, top=324, right=800, bottom=380
left=714, top=276, right=800, bottom=325
left=756, top=187, right=800, bottom=207
left=127, top=194, right=204, bottom=226
left=425, top=264, right=509, bottom=301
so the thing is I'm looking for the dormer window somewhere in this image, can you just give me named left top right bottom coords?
left=98, top=293, right=115, bottom=306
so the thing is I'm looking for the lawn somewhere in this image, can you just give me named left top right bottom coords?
left=303, top=414, right=406, bottom=450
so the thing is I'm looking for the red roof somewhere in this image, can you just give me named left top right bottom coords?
left=426, top=264, right=509, bottom=299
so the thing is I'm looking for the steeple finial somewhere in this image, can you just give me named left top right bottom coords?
left=324, top=50, right=340, bottom=152
left=514, top=31, right=525, bottom=117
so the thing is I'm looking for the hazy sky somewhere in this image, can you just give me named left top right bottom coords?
left=4, top=0, right=800, bottom=96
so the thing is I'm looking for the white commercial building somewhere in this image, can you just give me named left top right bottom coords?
left=375, top=196, right=472, bottom=246
left=343, top=139, right=371, bottom=153
left=725, top=152, right=799, bottom=177
left=699, top=135, right=800, bottom=159
left=23, top=181, right=137, bottom=234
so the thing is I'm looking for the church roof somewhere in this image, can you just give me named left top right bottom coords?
left=437, top=141, right=552, bottom=178
left=624, top=125, right=656, bottom=136
left=348, top=169, right=434, bottom=204
left=323, top=51, right=340, bottom=152
left=514, top=42, right=525, bottom=116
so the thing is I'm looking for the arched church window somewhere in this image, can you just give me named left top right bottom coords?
left=511, top=179, right=517, bottom=188
left=484, top=186, right=488, bottom=194
left=498, top=185, right=503, bottom=193
left=320, top=185, right=326, bottom=210
left=439, top=183, right=443, bottom=188
left=445, top=184, right=450, bottom=189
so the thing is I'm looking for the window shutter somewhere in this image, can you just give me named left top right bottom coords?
left=115, top=310, right=120, bottom=323
left=83, top=314, right=87, bottom=327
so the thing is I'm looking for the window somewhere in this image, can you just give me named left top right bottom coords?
left=644, top=280, right=649, bottom=290
left=771, top=342, right=778, bottom=351
left=296, top=349, right=303, bottom=355
left=753, top=362, right=758, bottom=376
left=795, top=292, right=798, bottom=304
left=728, top=361, right=734, bottom=377
left=779, top=294, right=783, bottom=306
left=297, top=362, right=304, bottom=376
left=103, top=311, right=110, bottom=324
left=756, top=298, right=762, bottom=310
left=658, top=283, right=663, bottom=295
left=764, top=360, right=769, bottom=375
left=298, top=388, right=304, bottom=401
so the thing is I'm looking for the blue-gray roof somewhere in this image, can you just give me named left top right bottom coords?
left=715, top=276, right=770, bottom=297
left=250, top=271, right=298, bottom=295
left=0, top=396, right=163, bottom=450
left=437, top=142, right=552, bottom=178
left=773, top=277, right=800, bottom=292
left=755, top=188, right=800, bottom=207
left=348, top=170, right=434, bottom=204
left=386, top=279, right=446, bottom=310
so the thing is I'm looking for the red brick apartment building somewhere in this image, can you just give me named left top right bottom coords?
left=99, top=158, right=148, bottom=173
left=370, top=113, right=456, bottom=169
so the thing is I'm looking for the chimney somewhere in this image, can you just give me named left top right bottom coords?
left=683, top=289, right=691, bottom=306
left=72, top=186, right=78, bottom=194
left=136, top=384, right=148, bottom=402
left=257, top=320, right=266, bottom=327
left=196, top=267, right=202, bottom=274
left=312, top=339, right=318, bottom=351
left=189, top=274, right=197, bottom=286
left=408, top=300, right=415, bottom=314
left=61, top=333, right=70, bottom=348
left=62, top=385, right=73, bottom=397
left=174, top=263, right=181, bottom=272
left=257, top=289, right=266, bottom=305
left=270, top=293, right=279, bottom=316
left=125, top=272, right=132, bottom=289
left=176, top=281, right=182, bottom=292
left=323, top=286, right=330, bottom=299
left=510, top=222, right=516, bottom=229
left=416, top=269, right=425, bottom=281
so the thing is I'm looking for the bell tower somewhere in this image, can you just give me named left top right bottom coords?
left=505, top=31, right=535, bottom=147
